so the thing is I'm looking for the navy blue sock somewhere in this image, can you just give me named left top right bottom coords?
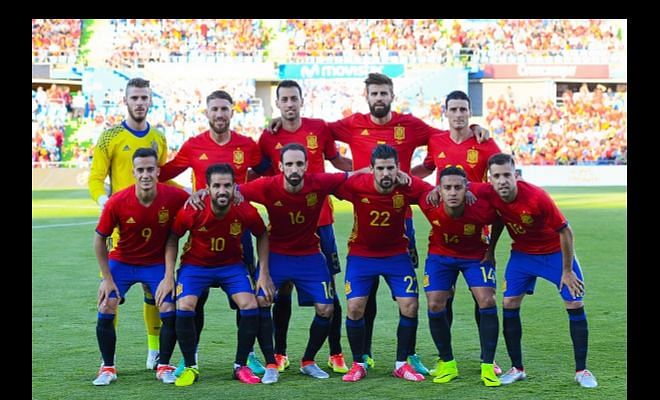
left=568, top=307, right=589, bottom=371
left=328, top=295, right=343, bottom=355
left=236, top=308, right=259, bottom=366
left=503, top=308, right=523, bottom=369
left=272, top=294, right=292, bottom=355
left=346, top=317, right=366, bottom=363
left=158, top=311, right=176, bottom=365
left=363, top=280, right=378, bottom=357
left=195, top=289, right=209, bottom=345
left=96, top=313, right=116, bottom=366
left=396, top=315, right=418, bottom=362
left=176, top=310, right=197, bottom=367
left=478, top=307, right=498, bottom=364
left=445, top=296, right=454, bottom=328
left=257, top=307, right=276, bottom=365
left=428, top=310, right=453, bottom=361
left=302, top=314, right=331, bottom=362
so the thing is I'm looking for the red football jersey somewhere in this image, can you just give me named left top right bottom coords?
left=423, top=132, right=501, bottom=184
left=171, top=197, right=266, bottom=267
left=96, top=183, right=189, bottom=265
left=335, top=175, right=433, bottom=257
left=258, top=117, right=339, bottom=226
left=419, top=183, right=498, bottom=259
left=328, top=112, right=436, bottom=173
left=159, top=130, right=262, bottom=190
left=481, top=181, right=567, bottom=254
left=238, top=173, right=347, bottom=255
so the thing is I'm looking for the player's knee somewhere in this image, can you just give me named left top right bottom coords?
left=316, top=303, right=334, bottom=318
left=426, top=297, right=447, bottom=313
left=159, top=301, right=175, bottom=313
left=177, top=296, right=198, bottom=312
left=503, top=295, right=523, bottom=309
left=398, top=299, right=418, bottom=317
left=474, top=292, right=496, bottom=309
left=98, top=299, right=118, bottom=314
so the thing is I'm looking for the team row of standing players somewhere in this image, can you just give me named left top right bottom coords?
left=89, top=73, right=597, bottom=389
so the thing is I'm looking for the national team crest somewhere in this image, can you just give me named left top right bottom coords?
left=520, top=212, right=534, bottom=225
left=306, top=192, right=318, bottom=207
left=158, top=209, right=169, bottom=224
left=344, top=280, right=352, bottom=295
left=464, top=224, right=476, bottom=236
left=306, top=134, right=318, bottom=150
left=176, top=283, right=183, bottom=296
left=423, top=274, right=430, bottom=288
left=233, top=149, right=244, bottom=165
left=466, top=148, right=479, bottom=165
left=230, top=221, right=242, bottom=236
left=394, top=126, right=405, bottom=140
left=392, top=194, right=404, bottom=209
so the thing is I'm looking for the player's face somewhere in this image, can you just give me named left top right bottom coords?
left=208, top=173, right=234, bottom=210
left=132, top=156, right=159, bottom=191
left=439, top=174, right=467, bottom=208
left=366, top=84, right=393, bottom=118
left=206, top=98, right=233, bottom=135
left=489, top=163, right=518, bottom=202
left=125, top=87, right=152, bottom=124
left=276, top=87, right=303, bottom=122
left=280, top=149, right=307, bottom=187
left=445, top=99, right=471, bottom=130
left=372, top=158, right=398, bottom=190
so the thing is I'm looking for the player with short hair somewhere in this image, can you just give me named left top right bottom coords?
left=88, top=77, right=169, bottom=370
left=167, top=163, right=278, bottom=386
left=159, top=90, right=270, bottom=375
left=92, top=147, right=189, bottom=386
left=485, top=153, right=598, bottom=388
left=258, top=80, right=353, bottom=373
left=337, top=144, right=430, bottom=383
left=418, top=166, right=501, bottom=387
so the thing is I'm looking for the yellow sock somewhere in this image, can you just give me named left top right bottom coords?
left=144, top=302, right=161, bottom=351
left=113, top=307, right=119, bottom=329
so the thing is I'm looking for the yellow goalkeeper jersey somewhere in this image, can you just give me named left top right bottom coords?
left=88, top=121, right=168, bottom=202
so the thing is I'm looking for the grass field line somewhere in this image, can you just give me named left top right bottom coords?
left=32, top=220, right=97, bottom=229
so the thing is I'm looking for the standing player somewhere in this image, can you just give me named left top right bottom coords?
left=259, top=80, right=353, bottom=373
left=418, top=167, right=501, bottom=387
left=166, top=164, right=278, bottom=386
left=88, top=78, right=168, bottom=370
left=485, top=153, right=598, bottom=388
left=238, top=143, right=360, bottom=379
left=411, top=90, right=503, bottom=375
left=92, top=148, right=189, bottom=386
left=336, top=144, right=429, bottom=383
left=159, top=90, right=269, bottom=375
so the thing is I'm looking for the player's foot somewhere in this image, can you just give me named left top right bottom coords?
left=234, top=365, right=261, bottom=384
left=493, top=360, right=502, bottom=375
left=275, top=353, right=290, bottom=372
left=342, top=362, right=367, bottom=382
left=156, top=364, right=176, bottom=384
left=175, top=367, right=199, bottom=387
left=363, top=354, right=375, bottom=370
left=300, top=362, right=329, bottom=379
left=429, top=358, right=444, bottom=377
left=92, top=366, right=117, bottom=386
left=407, top=354, right=429, bottom=375
left=432, top=359, right=458, bottom=384
left=480, top=363, right=502, bottom=387
left=247, top=352, right=266, bottom=375
left=575, top=369, right=598, bottom=388
left=392, top=363, right=425, bottom=382
left=262, top=366, right=279, bottom=384
left=146, top=350, right=159, bottom=370
left=328, top=353, right=349, bottom=373
left=499, top=367, right=527, bottom=385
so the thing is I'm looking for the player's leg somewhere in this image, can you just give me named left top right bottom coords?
left=317, top=224, right=348, bottom=373
left=403, top=217, right=428, bottom=374
left=240, top=231, right=265, bottom=374
left=230, top=286, right=262, bottom=385
left=272, top=281, right=293, bottom=371
left=362, top=278, right=378, bottom=368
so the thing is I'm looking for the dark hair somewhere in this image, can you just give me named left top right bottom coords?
left=488, top=153, right=516, bottom=169
left=439, top=166, right=467, bottom=184
left=276, top=80, right=303, bottom=100
left=364, top=73, right=393, bottom=92
left=445, top=90, right=471, bottom=109
left=370, top=144, right=398, bottom=166
left=126, top=77, right=150, bottom=90
left=205, top=163, right=235, bottom=184
left=132, top=147, right=158, bottom=162
left=206, top=90, right=233, bottom=105
left=280, top=142, right=307, bottom=162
